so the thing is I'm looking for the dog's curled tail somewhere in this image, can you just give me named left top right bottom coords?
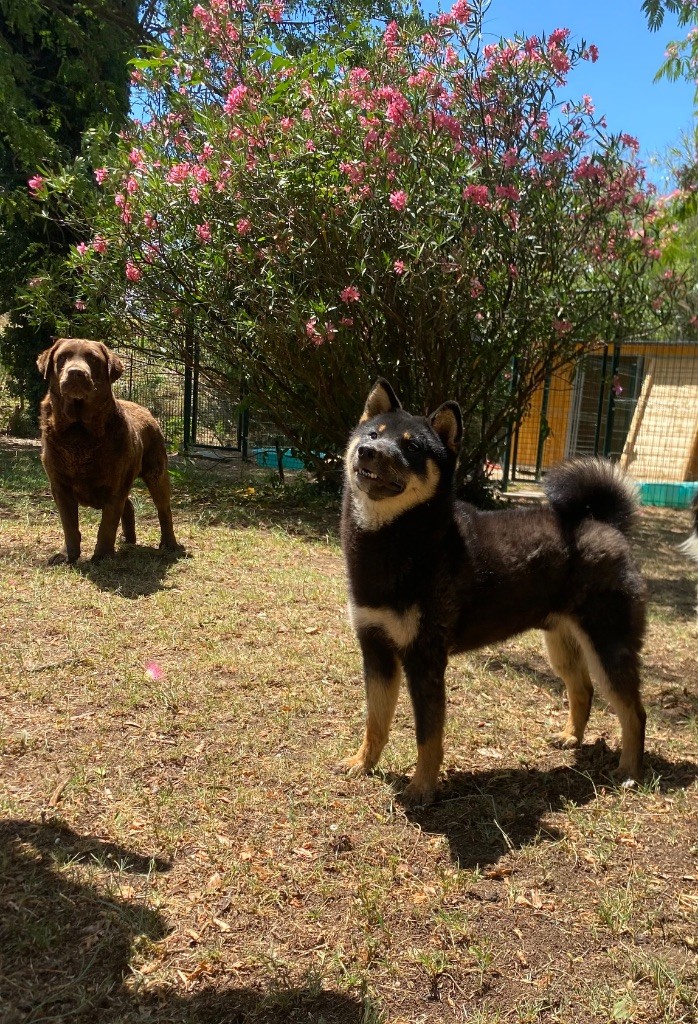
left=679, top=495, right=698, bottom=564
left=544, top=457, right=638, bottom=535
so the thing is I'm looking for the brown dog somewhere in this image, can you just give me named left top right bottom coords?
left=37, top=337, right=180, bottom=563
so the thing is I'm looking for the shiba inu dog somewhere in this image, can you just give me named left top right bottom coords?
left=340, top=379, right=647, bottom=806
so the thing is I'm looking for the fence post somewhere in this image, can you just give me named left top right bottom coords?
left=191, top=335, right=200, bottom=448
left=592, top=345, right=609, bottom=456
left=183, top=322, right=193, bottom=451
left=500, top=358, right=519, bottom=492
left=534, top=371, right=552, bottom=481
left=603, top=343, right=621, bottom=458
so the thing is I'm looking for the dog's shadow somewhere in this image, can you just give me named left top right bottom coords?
left=76, top=544, right=188, bottom=598
left=0, top=819, right=367, bottom=1023
left=387, top=746, right=698, bottom=870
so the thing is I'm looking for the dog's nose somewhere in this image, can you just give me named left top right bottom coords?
left=64, top=365, right=90, bottom=380
left=357, top=443, right=377, bottom=460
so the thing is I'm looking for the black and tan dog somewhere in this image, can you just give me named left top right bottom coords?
left=340, top=379, right=647, bottom=805
left=38, top=337, right=180, bottom=564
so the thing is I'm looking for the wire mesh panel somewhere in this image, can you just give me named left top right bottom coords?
left=506, top=340, right=698, bottom=508
left=113, top=350, right=186, bottom=452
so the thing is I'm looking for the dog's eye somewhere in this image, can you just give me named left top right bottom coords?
left=406, top=439, right=420, bottom=453
left=368, top=430, right=378, bottom=440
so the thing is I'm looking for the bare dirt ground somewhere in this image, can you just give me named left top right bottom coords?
left=1, top=438, right=696, bottom=1023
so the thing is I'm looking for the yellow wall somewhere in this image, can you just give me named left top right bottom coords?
left=513, top=343, right=698, bottom=480
left=515, top=365, right=575, bottom=470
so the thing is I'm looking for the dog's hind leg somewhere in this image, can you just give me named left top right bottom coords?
left=401, top=644, right=448, bottom=806
left=121, top=497, right=136, bottom=544
left=143, top=469, right=179, bottom=550
left=340, top=629, right=401, bottom=777
left=544, top=621, right=594, bottom=749
left=570, top=613, right=646, bottom=785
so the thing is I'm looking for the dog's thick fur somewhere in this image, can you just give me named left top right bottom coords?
left=340, top=379, right=647, bottom=805
left=37, top=337, right=180, bottom=563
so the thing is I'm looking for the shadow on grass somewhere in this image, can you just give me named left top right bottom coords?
left=76, top=544, right=189, bottom=599
left=0, top=820, right=367, bottom=1024
left=391, top=747, right=698, bottom=871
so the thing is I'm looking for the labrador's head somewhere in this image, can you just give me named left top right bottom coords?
left=37, top=338, right=123, bottom=401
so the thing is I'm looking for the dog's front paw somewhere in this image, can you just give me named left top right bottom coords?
left=336, top=751, right=372, bottom=777
left=401, top=777, right=438, bottom=807
left=48, top=551, right=77, bottom=566
left=549, top=730, right=581, bottom=750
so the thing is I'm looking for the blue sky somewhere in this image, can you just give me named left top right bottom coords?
left=423, top=0, right=696, bottom=192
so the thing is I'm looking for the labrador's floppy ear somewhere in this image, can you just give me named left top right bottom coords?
left=36, top=341, right=60, bottom=380
left=359, top=378, right=402, bottom=423
left=429, top=401, right=463, bottom=453
left=99, top=342, right=124, bottom=383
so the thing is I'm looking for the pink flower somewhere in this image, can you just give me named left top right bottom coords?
left=74, top=300, right=87, bottom=311
left=305, top=139, right=316, bottom=152
left=450, top=0, right=471, bottom=22
left=143, top=212, right=157, bottom=229
left=196, top=222, right=212, bottom=242
left=280, top=116, right=295, bottom=132
left=470, top=278, right=484, bottom=299
left=126, top=176, right=139, bottom=193
left=495, top=185, right=521, bottom=202
left=76, top=242, right=89, bottom=256
left=188, top=186, right=200, bottom=204
left=552, top=319, right=573, bottom=336
left=236, top=218, right=252, bottom=236
left=340, top=286, right=360, bottom=303
left=125, top=261, right=141, bottom=282
left=224, top=84, right=248, bottom=114
left=389, top=190, right=408, bottom=211
left=145, top=661, right=164, bottom=681
left=383, top=20, right=400, bottom=52
left=463, top=184, right=490, bottom=207
left=94, top=168, right=109, bottom=184
left=340, top=316, right=354, bottom=327
left=92, top=235, right=108, bottom=254
left=28, top=175, right=45, bottom=193
left=394, top=260, right=406, bottom=274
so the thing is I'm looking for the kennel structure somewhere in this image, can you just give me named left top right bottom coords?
left=506, top=339, right=698, bottom=507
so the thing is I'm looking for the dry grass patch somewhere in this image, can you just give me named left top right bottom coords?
left=1, top=439, right=696, bottom=1023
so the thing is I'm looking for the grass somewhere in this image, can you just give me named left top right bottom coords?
left=1, top=437, right=697, bottom=1023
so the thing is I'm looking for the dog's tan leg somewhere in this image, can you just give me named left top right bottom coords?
left=50, top=485, right=81, bottom=564
left=340, top=631, right=401, bottom=777
left=569, top=623, right=646, bottom=785
left=121, top=497, right=136, bottom=545
left=144, top=470, right=179, bottom=550
left=544, top=623, right=594, bottom=748
left=402, top=645, right=447, bottom=806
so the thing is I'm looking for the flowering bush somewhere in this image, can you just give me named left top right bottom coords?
left=34, top=0, right=665, bottom=478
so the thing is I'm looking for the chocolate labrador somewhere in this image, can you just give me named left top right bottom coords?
left=37, top=337, right=181, bottom=563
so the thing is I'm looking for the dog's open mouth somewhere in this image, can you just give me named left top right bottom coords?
left=354, top=464, right=405, bottom=497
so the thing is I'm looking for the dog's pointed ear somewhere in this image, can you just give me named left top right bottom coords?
left=429, top=401, right=463, bottom=453
left=359, top=378, right=401, bottom=423
left=99, top=343, right=124, bottom=382
left=37, top=342, right=60, bottom=380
